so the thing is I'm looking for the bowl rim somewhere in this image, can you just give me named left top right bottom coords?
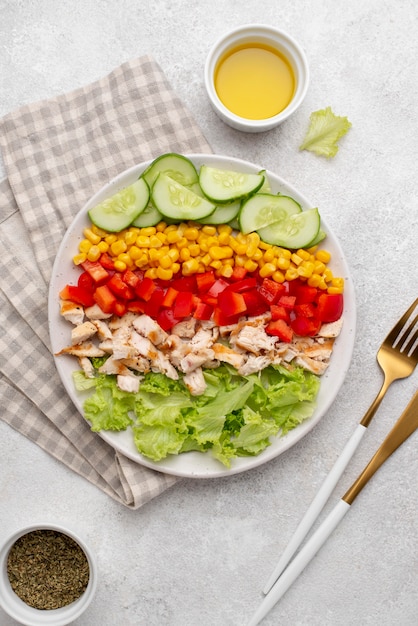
left=0, top=523, right=97, bottom=626
left=204, top=23, right=309, bottom=131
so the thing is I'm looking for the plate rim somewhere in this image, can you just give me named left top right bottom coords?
left=48, top=153, right=356, bottom=479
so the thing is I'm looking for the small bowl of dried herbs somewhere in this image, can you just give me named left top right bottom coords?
left=0, top=523, right=97, bottom=626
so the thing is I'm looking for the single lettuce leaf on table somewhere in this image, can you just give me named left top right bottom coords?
left=74, top=363, right=320, bottom=468
left=300, top=106, right=352, bottom=158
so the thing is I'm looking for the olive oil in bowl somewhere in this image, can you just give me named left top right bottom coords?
left=214, top=43, right=295, bottom=120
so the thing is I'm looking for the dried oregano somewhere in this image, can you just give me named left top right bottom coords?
left=7, top=529, right=90, bottom=610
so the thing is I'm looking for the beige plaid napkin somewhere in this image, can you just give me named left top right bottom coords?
left=0, top=56, right=212, bottom=508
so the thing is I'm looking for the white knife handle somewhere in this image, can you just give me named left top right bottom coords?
left=263, top=423, right=366, bottom=594
left=249, top=499, right=351, bottom=626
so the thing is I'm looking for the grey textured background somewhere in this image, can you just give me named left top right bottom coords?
left=1, top=1, right=417, bottom=625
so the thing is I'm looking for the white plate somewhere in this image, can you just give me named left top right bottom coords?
left=48, top=154, right=356, bottom=478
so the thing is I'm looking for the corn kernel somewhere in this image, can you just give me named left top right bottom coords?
left=259, top=263, right=276, bottom=278
left=308, top=274, right=321, bottom=287
left=155, top=231, right=167, bottom=244
left=259, top=241, right=271, bottom=250
left=141, top=226, right=157, bottom=237
left=114, top=260, right=127, bottom=272
left=297, top=261, right=315, bottom=278
left=244, top=259, right=259, bottom=272
left=176, top=237, right=188, bottom=249
left=110, top=240, right=127, bottom=256
left=331, top=277, right=345, bottom=290
left=291, top=253, right=303, bottom=266
left=73, top=252, right=87, bottom=265
left=144, top=268, right=158, bottom=279
left=184, top=227, right=199, bottom=241
left=180, top=248, right=191, bottom=261
left=166, top=230, right=181, bottom=244
left=296, top=248, right=311, bottom=261
left=149, top=248, right=163, bottom=263
left=323, top=268, right=334, bottom=282
left=263, top=249, right=276, bottom=263
left=182, top=259, right=200, bottom=275
left=189, top=243, right=201, bottom=257
left=118, top=253, right=133, bottom=268
left=277, top=256, right=290, bottom=270
left=272, top=270, right=286, bottom=283
left=168, top=248, right=180, bottom=262
left=171, top=262, right=181, bottom=274
left=159, top=255, right=173, bottom=269
left=285, top=267, right=299, bottom=281
left=91, top=225, right=108, bottom=237
left=128, top=245, right=142, bottom=261
left=219, top=264, right=233, bottom=278
left=156, top=267, right=173, bottom=281
left=218, top=224, right=233, bottom=235
left=148, top=235, right=162, bottom=248
left=105, top=234, right=118, bottom=245
left=156, top=221, right=167, bottom=232
left=79, top=239, right=92, bottom=253
left=218, top=231, right=230, bottom=245
left=202, top=225, right=217, bottom=236
left=234, top=255, right=246, bottom=267
left=252, top=249, right=263, bottom=261
left=135, top=255, right=150, bottom=269
left=83, top=228, right=101, bottom=245
left=210, top=260, right=222, bottom=270
left=316, top=249, right=331, bottom=264
left=313, top=261, right=326, bottom=274
left=328, top=285, right=344, bottom=295
left=97, top=241, right=109, bottom=253
left=124, top=230, right=137, bottom=246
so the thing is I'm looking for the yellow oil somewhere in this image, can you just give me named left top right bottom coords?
left=214, top=43, right=295, bottom=120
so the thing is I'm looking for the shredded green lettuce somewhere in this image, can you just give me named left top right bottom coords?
left=73, top=363, right=320, bottom=468
left=300, top=106, right=351, bottom=158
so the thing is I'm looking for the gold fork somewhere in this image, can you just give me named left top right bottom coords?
left=263, top=297, right=418, bottom=594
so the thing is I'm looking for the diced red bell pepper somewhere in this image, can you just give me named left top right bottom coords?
left=225, top=277, right=257, bottom=293
left=170, top=275, right=197, bottom=293
left=258, top=278, right=287, bottom=305
left=157, top=309, right=181, bottom=331
left=195, top=270, right=216, bottom=293
left=291, top=281, right=318, bottom=304
left=294, top=302, right=317, bottom=318
left=107, top=273, right=135, bottom=300
left=212, top=307, right=240, bottom=327
left=291, top=315, right=321, bottom=337
left=162, top=286, right=179, bottom=308
left=126, top=300, right=146, bottom=314
left=99, top=252, right=115, bottom=270
left=200, top=293, right=218, bottom=307
left=278, top=295, right=297, bottom=310
left=316, top=293, right=344, bottom=322
left=144, top=287, right=165, bottom=318
left=207, top=278, right=229, bottom=297
left=113, top=301, right=128, bottom=317
left=217, top=289, right=247, bottom=317
left=270, top=304, right=290, bottom=322
left=265, top=319, right=294, bottom=343
left=173, top=291, right=195, bottom=318
left=122, top=269, right=141, bottom=289
left=242, top=290, right=268, bottom=317
left=135, top=277, right=157, bottom=301
left=193, top=301, right=214, bottom=321
left=59, top=284, right=95, bottom=307
left=230, top=266, right=247, bottom=281
left=93, top=285, right=117, bottom=313
left=77, top=271, right=95, bottom=293
left=81, top=259, right=109, bottom=284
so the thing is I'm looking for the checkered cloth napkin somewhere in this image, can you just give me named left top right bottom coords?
left=0, top=56, right=212, bottom=508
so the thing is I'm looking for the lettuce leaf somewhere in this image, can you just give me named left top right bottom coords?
left=76, top=362, right=321, bottom=468
left=300, top=106, right=351, bottom=158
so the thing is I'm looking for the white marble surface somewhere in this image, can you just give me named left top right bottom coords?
left=1, top=1, right=417, bottom=625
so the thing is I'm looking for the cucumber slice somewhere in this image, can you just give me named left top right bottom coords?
left=151, top=173, right=216, bottom=221
left=257, top=208, right=321, bottom=249
left=239, top=193, right=301, bottom=234
left=131, top=201, right=163, bottom=227
left=307, top=228, right=326, bottom=247
left=258, top=170, right=272, bottom=193
left=142, top=153, right=198, bottom=188
left=199, top=200, right=241, bottom=225
left=88, top=178, right=150, bottom=232
left=199, top=165, right=264, bottom=203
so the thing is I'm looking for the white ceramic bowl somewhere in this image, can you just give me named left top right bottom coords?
left=0, top=523, right=97, bottom=626
left=204, top=24, right=309, bottom=132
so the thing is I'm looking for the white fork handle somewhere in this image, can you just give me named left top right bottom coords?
left=263, top=423, right=367, bottom=594
left=248, top=499, right=351, bottom=626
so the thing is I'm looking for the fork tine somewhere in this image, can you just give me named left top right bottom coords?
left=403, top=322, right=418, bottom=357
left=385, top=297, right=418, bottom=347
